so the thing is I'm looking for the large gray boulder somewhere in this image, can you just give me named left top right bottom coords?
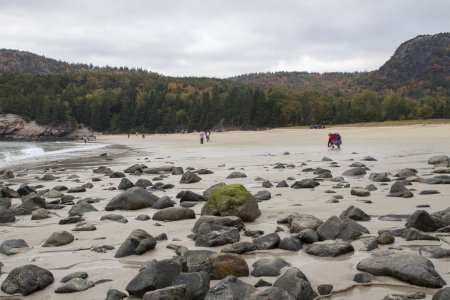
left=0, top=239, right=29, bottom=255
left=180, top=171, right=202, bottom=183
left=205, top=275, right=255, bottom=300
left=403, top=228, right=439, bottom=241
left=304, top=241, right=354, bottom=257
left=433, top=287, right=450, bottom=300
left=172, top=271, right=210, bottom=299
left=343, top=167, right=367, bottom=176
left=1, top=264, right=54, bottom=295
left=405, top=210, right=439, bottom=232
left=181, top=250, right=216, bottom=272
left=316, top=216, right=369, bottom=241
left=13, top=193, right=46, bottom=215
left=428, top=155, right=449, bottom=165
left=69, top=200, right=98, bottom=216
left=142, top=285, right=188, bottom=300
left=369, top=172, right=391, bottom=182
left=251, top=257, right=291, bottom=277
left=221, top=241, right=256, bottom=254
left=192, top=216, right=245, bottom=234
left=195, top=227, right=241, bottom=247
left=105, top=187, right=159, bottom=211
left=55, top=278, right=95, bottom=293
left=118, top=177, right=135, bottom=190
left=357, top=250, right=446, bottom=288
left=126, top=259, right=181, bottom=297
left=42, top=231, right=74, bottom=247
left=115, top=229, right=156, bottom=258
left=152, top=207, right=196, bottom=221
left=253, top=287, right=296, bottom=300
left=340, top=205, right=371, bottom=221
left=201, top=184, right=261, bottom=222
left=387, top=181, right=414, bottom=198
left=151, top=196, right=175, bottom=209
left=272, top=267, right=318, bottom=300
left=253, top=233, right=280, bottom=250
left=290, top=179, right=320, bottom=189
left=0, top=207, right=15, bottom=223
left=288, top=214, right=323, bottom=233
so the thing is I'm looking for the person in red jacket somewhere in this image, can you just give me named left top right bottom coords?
left=328, top=133, right=342, bottom=149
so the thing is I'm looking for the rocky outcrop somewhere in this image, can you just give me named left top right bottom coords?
left=0, top=114, right=94, bottom=141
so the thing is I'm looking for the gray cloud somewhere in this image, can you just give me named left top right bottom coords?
left=0, top=0, right=449, bottom=77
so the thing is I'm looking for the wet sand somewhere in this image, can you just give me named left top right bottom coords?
left=1, top=124, right=449, bottom=299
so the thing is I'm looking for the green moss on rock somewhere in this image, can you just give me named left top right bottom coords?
left=201, top=184, right=261, bottom=222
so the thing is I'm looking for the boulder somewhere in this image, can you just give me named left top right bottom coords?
left=0, top=239, right=29, bottom=255
left=124, top=164, right=147, bottom=173
left=433, top=287, right=450, bottom=300
left=67, top=186, right=86, bottom=193
left=276, top=180, right=289, bottom=188
left=55, top=278, right=95, bottom=293
left=203, top=182, right=226, bottom=198
left=101, top=214, right=128, bottom=223
left=192, top=216, right=245, bottom=234
left=152, top=207, right=196, bottom=221
left=369, top=172, right=391, bottom=182
left=69, top=200, right=98, bottom=216
left=221, top=241, right=256, bottom=254
left=350, top=188, right=370, bottom=197
left=72, top=223, right=96, bottom=231
left=152, top=196, right=174, bottom=209
left=388, top=181, right=414, bottom=198
left=126, top=259, right=181, bottom=297
left=353, top=272, right=376, bottom=284
left=278, top=236, right=302, bottom=251
left=403, top=228, right=439, bottom=241
left=377, top=231, right=395, bottom=245
left=226, top=172, right=247, bottom=179
left=405, top=210, right=439, bottom=232
left=172, top=271, right=210, bottom=299
left=31, top=208, right=50, bottom=220
left=115, top=229, right=156, bottom=258
left=180, top=171, right=202, bottom=183
left=428, top=155, right=449, bottom=165
left=135, top=179, right=153, bottom=188
left=253, top=233, right=280, bottom=250
left=357, top=250, right=446, bottom=288
left=340, top=205, right=371, bottom=221
left=203, top=253, right=249, bottom=280
left=142, top=285, right=188, bottom=300
left=13, top=194, right=46, bottom=215
left=118, top=178, right=134, bottom=190
left=171, top=167, right=184, bottom=175
left=45, top=189, right=63, bottom=198
left=105, top=289, right=127, bottom=300
left=305, top=241, right=354, bottom=257
left=109, top=172, right=126, bottom=178
left=420, top=246, right=450, bottom=259
left=254, top=190, right=271, bottom=201
left=343, top=167, right=367, bottom=176
left=272, top=267, right=318, bottom=300
left=205, top=275, right=255, bottom=300
left=42, top=231, right=74, bottom=247
left=288, top=214, right=323, bottom=233
left=16, top=184, right=35, bottom=197
left=59, top=216, right=83, bottom=225
left=0, top=207, right=15, bottom=223
left=251, top=257, right=291, bottom=277
left=297, top=229, right=319, bottom=244
left=201, top=184, right=261, bottom=222
left=316, top=216, right=369, bottom=241
left=195, top=227, right=240, bottom=247
left=60, top=271, right=88, bottom=283
left=0, top=264, right=54, bottom=295
left=105, top=187, right=159, bottom=211
left=0, top=197, right=11, bottom=208
left=290, top=179, right=320, bottom=189
left=253, top=287, right=296, bottom=300
left=181, top=249, right=217, bottom=272
left=179, top=190, right=207, bottom=202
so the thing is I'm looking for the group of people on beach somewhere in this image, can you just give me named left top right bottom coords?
left=200, top=130, right=211, bottom=144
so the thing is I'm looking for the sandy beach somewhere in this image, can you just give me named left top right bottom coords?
left=1, top=124, right=450, bottom=299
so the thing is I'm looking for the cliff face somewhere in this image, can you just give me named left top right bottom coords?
left=0, top=114, right=86, bottom=141
left=374, top=33, right=450, bottom=87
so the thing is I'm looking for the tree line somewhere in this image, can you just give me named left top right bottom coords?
left=0, top=71, right=449, bottom=133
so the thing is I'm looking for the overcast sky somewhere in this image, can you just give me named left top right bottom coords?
left=1, top=0, right=449, bottom=77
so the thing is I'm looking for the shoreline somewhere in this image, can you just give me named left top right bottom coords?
left=1, top=126, right=449, bottom=299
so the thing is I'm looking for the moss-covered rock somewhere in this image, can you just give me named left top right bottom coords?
left=201, top=184, right=261, bottom=222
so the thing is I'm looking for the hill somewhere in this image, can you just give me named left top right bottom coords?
left=0, top=33, right=449, bottom=137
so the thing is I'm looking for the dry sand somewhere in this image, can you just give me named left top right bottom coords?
left=1, top=124, right=450, bottom=299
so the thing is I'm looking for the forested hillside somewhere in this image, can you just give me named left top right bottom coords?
left=0, top=33, right=449, bottom=133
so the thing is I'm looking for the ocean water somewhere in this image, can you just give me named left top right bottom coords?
left=0, top=141, right=108, bottom=168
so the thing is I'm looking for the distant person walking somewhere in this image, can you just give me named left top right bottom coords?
left=200, top=132, right=204, bottom=144
left=327, top=133, right=342, bottom=149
